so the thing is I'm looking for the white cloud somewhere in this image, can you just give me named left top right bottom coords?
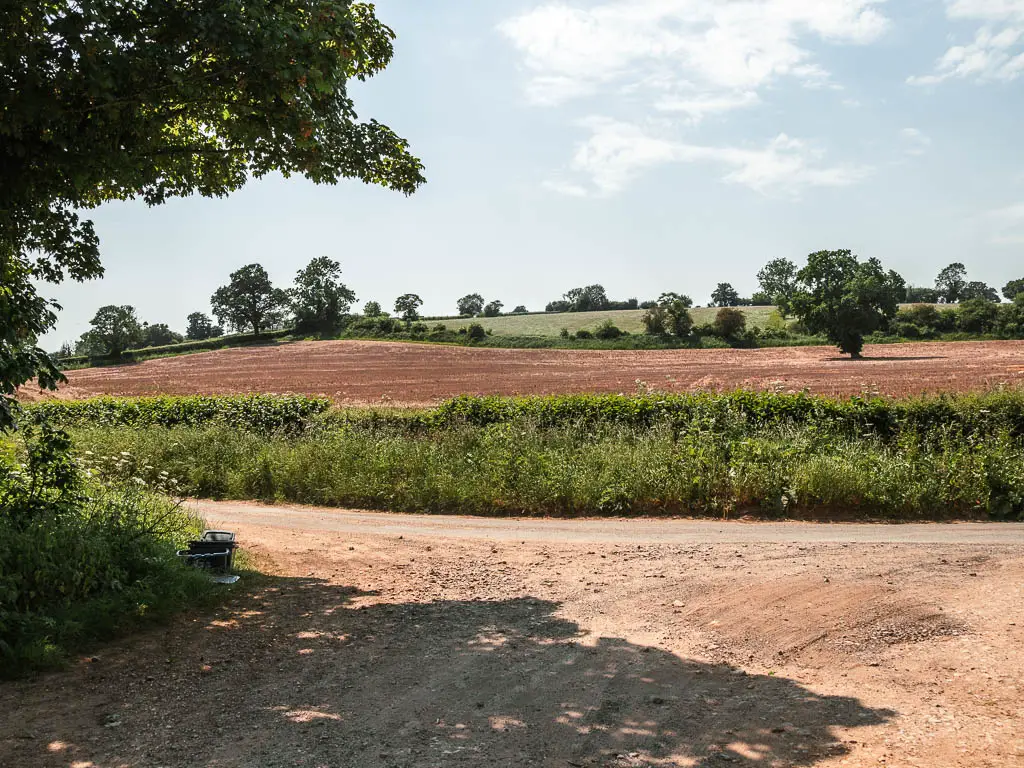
left=910, top=1, right=1024, bottom=84
left=654, top=90, right=760, bottom=122
left=501, top=0, right=885, bottom=196
left=985, top=201, right=1024, bottom=243
left=546, top=118, right=872, bottom=197
left=900, top=127, right=932, bottom=155
left=500, top=0, right=889, bottom=108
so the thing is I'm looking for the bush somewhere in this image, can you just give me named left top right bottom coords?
left=0, top=425, right=215, bottom=676
left=26, top=394, right=331, bottom=435
left=68, top=391, right=1024, bottom=521
left=466, top=323, right=487, bottom=342
left=594, top=320, right=624, bottom=340
left=958, top=298, right=1001, bottom=334
left=575, top=329, right=593, bottom=340
left=713, top=307, right=747, bottom=338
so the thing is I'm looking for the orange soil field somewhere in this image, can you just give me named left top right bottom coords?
left=43, top=339, right=1024, bottom=404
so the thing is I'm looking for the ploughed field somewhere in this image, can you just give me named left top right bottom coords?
left=55, top=339, right=1024, bottom=403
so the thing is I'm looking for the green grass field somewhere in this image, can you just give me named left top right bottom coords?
left=441, top=307, right=781, bottom=337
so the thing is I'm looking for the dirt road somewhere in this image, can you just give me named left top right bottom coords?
left=49, top=339, right=1024, bottom=402
left=201, top=500, right=1024, bottom=544
left=2, top=504, right=1022, bottom=767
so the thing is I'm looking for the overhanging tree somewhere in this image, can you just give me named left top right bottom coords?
left=0, top=0, right=424, bottom=429
left=789, top=250, right=906, bottom=358
left=211, top=264, right=288, bottom=336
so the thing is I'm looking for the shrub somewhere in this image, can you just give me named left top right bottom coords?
left=575, top=329, right=593, bottom=340
left=642, top=307, right=668, bottom=335
left=958, top=298, right=1001, bottom=334
left=559, top=328, right=570, bottom=339
left=714, top=307, right=747, bottom=338
left=26, top=394, right=330, bottom=435
left=0, top=424, right=215, bottom=676
left=594, top=320, right=624, bottom=340
left=466, top=323, right=487, bottom=342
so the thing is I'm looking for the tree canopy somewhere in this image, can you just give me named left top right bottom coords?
left=186, top=312, right=222, bottom=341
left=80, top=305, right=144, bottom=358
left=211, top=264, right=288, bottom=336
left=1002, top=279, right=1024, bottom=301
left=0, top=0, right=424, bottom=428
left=757, top=258, right=797, bottom=312
left=394, top=294, right=423, bottom=326
left=711, top=283, right=740, bottom=307
left=935, top=263, right=967, bottom=303
left=289, top=257, right=356, bottom=334
left=457, top=294, right=485, bottom=317
left=789, top=250, right=906, bottom=358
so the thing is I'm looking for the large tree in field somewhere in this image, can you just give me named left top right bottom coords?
left=935, top=263, right=967, bottom=303
left=289, top=257, right=356, bottom=334
left=790, top=250, right=906, bottom=358
left=186, top=312, right=222, bottom=341
left=711, top=283, right=740, bottom=307
left=211, top=264, right=288, bottom=336
left=80, top=305, right=144, bottom=359
left=394, top=294, right=423, bottom=327
left=1004, top=279, right=1024, bottom=301
left=456, top=294, right=485, bottom=317
left=0, top=1, right=424, bottom=429
left=757, top=258, right=797, bottom=313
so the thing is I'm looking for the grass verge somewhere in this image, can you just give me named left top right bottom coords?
left=57, top=392, right=1024, bottom=521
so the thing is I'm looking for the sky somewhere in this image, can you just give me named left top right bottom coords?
left=42, top=0, right=1024, bottom=346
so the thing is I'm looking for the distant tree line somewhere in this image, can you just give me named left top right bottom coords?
left=61, top=254, right=1024, bottom=362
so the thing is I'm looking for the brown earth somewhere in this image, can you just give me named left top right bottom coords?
left=2, top=505, right=1022, bottom=768
left=36, top=339, right=1024, bottom=404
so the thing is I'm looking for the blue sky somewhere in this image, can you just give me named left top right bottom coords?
left=44, top=0, right=1024, bottom=345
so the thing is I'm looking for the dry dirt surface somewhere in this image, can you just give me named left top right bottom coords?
left=2, top=505, right=1022, bottom=768
left=48, top=339, right=1024, bottom=404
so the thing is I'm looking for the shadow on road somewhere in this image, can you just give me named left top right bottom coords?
left=1, top=577, right=895, bottom=767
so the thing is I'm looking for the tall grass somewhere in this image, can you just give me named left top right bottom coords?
left=66, top=413, right=1024, bottom=520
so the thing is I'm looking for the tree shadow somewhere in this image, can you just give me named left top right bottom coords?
left=824, top=355, right=944, bottom=362
left=2, top=577, right=895, bottom=768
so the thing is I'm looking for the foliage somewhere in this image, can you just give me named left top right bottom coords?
left=0, top=0, right=424, bottom=416
left=211, top=264, right=288, bottom=336
left=0, top=423, right=215, bottom=676
left=906, top=285, right=941, bottom=303
left=27, top=394, right=330, bottom=435
left=1004, top=279, right=1024, bottom=301
left=789, top=250, right=905, bottom=358
left=657, top=292, right=693, bottom=309
left=482, top=300, right=504, bottom=318
left=713, top=307, right=747, bottom=338
left=81, top=305, right=144, bottom=359
left=511, top=305, right=528, bottom=314
left=593, top=320, right=624, bottom=340
left=140, top=323, right=184, bottom=349
left=466, top=323, right=487, bottom=342
left=68, top=391, right=1024, bottom=520
left=957, top=298, right=1001, bottom=333
left=456, top=294, right=484, bottom=317
left=0, top=256, right=66, bottom=429
left=186, top=312, right=222, bottom=341
left=394, top=294, right=424, bottom=327
left=289, top=257, right=356, bottom=335
left=711, top=283, right=741, bottom=307
left=642, top=306, right=669, bottom=335
left=362, top=301, right=385, bottom=317
left=961, top=281, right=1000, bottom=302
left=935, top=263, right=967, bottom=303
left=757, top=258, right=797, bottom=312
